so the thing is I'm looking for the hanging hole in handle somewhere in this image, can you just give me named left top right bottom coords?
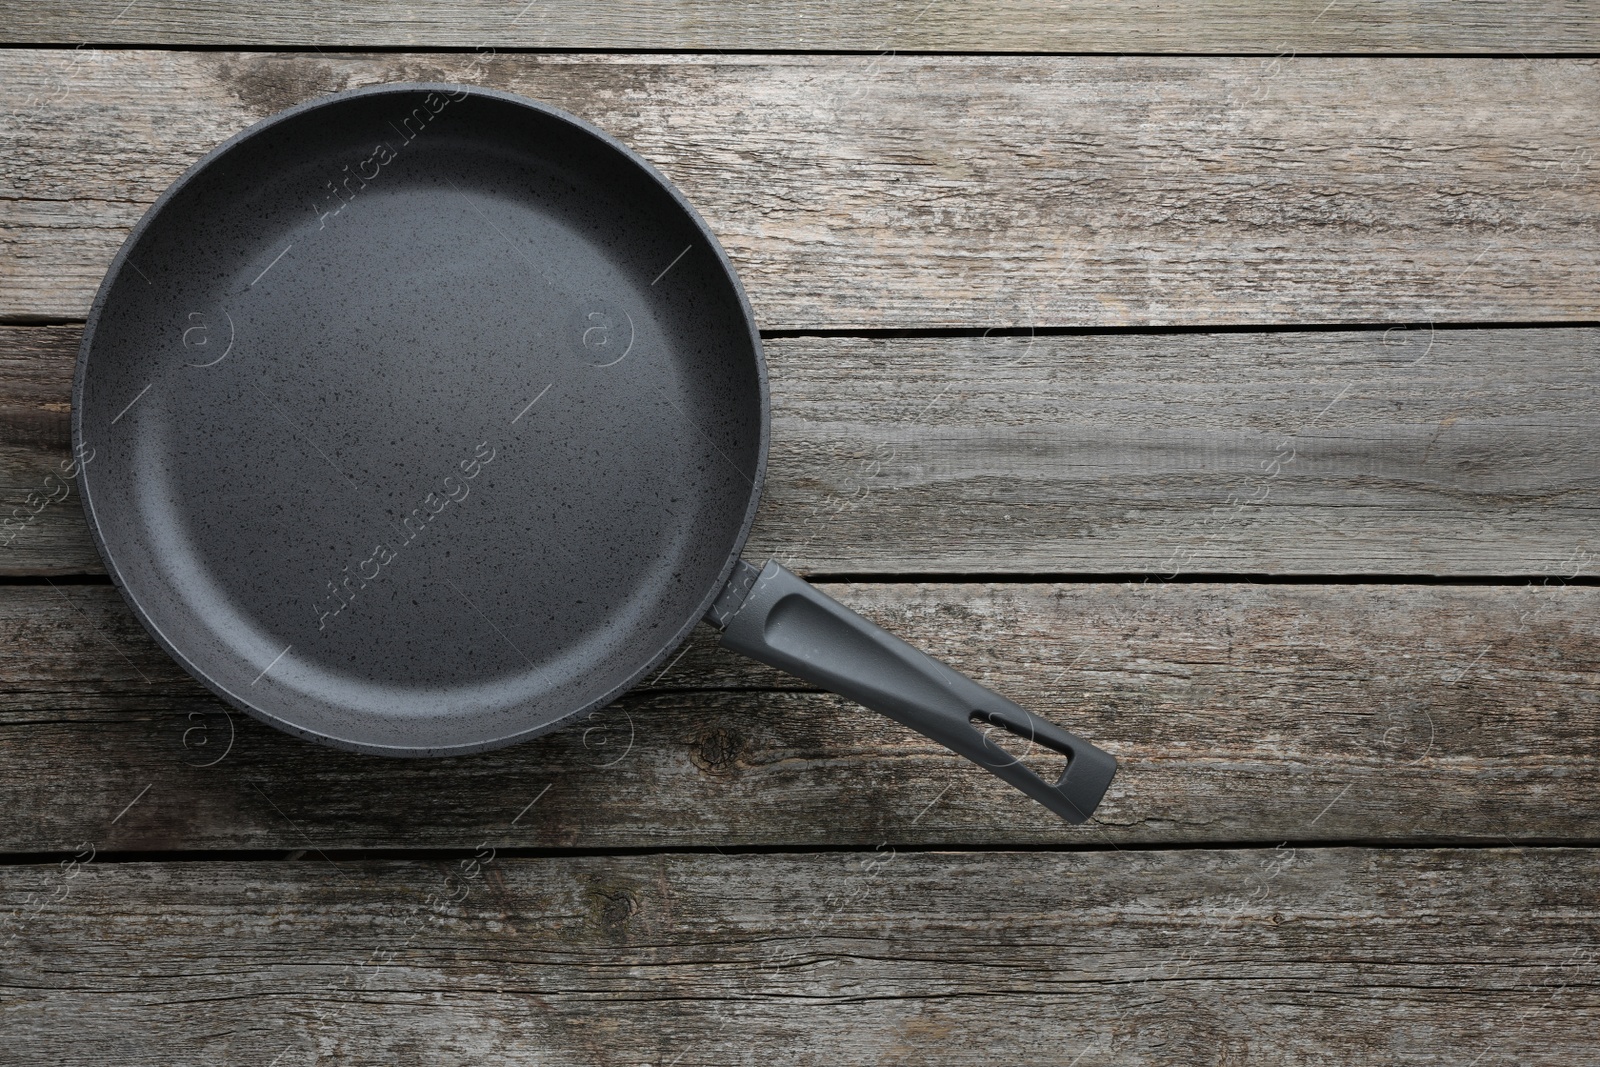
left=969, top=709, right=1070, bottom=782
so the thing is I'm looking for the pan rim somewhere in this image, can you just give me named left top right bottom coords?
left=71, top=81, right=770, bottom=757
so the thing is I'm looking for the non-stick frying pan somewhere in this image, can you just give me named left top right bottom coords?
left=74, top=83, right=1116, bottom=823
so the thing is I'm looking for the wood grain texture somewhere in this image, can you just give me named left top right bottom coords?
left=2, top=0, right=1597, bottom=52
left=2, top=51, right=1597, bottom=327
left=4, top=848, right=1598, bottom=1064
left=3, top=581, right=1595, bottom=850
left=6, top=325, right=1597, bottom=577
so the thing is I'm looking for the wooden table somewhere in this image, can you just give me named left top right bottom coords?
left=3, top=4, right=1598, bottom=1062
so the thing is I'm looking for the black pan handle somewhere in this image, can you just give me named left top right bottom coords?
left=703, top=559, right=1116, bottom=824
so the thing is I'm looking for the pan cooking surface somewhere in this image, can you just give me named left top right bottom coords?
left=74, top=85, right=766, bottom=754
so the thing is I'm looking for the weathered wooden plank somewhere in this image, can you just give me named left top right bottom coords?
left=6, top=325, right=1597, bottom=576
left=0, top=326, right=86, bottom=572
left=2, top=51, right=1596, bottom=327
left=2, top=0, right=1596, bottom=53
left=3, top=848, right=1597, bottom=1064
left=756, top=327, right=1600, bottom=577
left=3, top=581, right=1595, bottom=850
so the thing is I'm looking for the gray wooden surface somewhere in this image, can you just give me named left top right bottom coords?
left=3, top=52, right=1598, bottom=328
left=6, top=325, right=1600, bottom=577
left=4, top=581, right=1597, bottom=850
left=1, top=4, right=1597, bottom=1064
left=3, top=0, right=1598, bottom=52
left=4, top=850, right=1598, bottom=1064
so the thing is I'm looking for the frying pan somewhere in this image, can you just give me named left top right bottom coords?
left=74, top=83, right=1116, bottom=824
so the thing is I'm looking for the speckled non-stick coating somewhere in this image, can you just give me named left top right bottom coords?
left=73, top=84, right=768, bottom=756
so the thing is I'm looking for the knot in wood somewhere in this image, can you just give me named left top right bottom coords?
left=688, top=727, right=746, bottom=777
